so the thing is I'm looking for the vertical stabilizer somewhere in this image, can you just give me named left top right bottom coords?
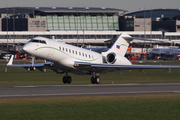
left=106, top=33, right=132, bottom=56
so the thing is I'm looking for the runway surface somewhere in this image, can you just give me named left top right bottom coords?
left=1, top=83, right=180, bottom=98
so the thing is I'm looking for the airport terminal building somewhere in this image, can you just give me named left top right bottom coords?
left=1, top=7, right=180, bottom=32
left=0, top=7, right=125, bottom=31
left=124, top=9, right=180, bottom=32
left=0, top=7, right=180, bottom=57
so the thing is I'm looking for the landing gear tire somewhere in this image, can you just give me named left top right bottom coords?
left=63, top=76, right=72, bottom=84
left=91, top=77, right=96, bottom=84
left=63, top=76, right=67, bottom=84
left=67, top=76, right=72, bottom=84
left=91, top=76, right=100, bottom=84
left=95, top=76, right=100, bottom=84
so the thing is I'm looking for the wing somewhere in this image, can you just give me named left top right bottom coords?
left=74, top=61, right=180, bottom=74
left=91, top=64, right=180, bottom=69
left=7, top=55, right=53, bottom=70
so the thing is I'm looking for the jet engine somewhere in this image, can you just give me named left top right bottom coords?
left=106, top=52, right=132, bottom=65
left=26, top=66, right=36, bottom=71
left=106, top=52, right=117, bottom=64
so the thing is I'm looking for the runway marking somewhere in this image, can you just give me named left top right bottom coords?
left=4, top=83, right=180, bottom=88
left=0, top=91, right=180, bottom=98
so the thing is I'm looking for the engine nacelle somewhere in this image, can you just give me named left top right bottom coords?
left=106, top=52, right=132, bottom=65
left=27, top=66, right=36, bottom=71
left=106, top=52, right=117, bottom=64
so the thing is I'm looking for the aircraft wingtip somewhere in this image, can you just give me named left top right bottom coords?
left=7, top=55, right=14, bottom=66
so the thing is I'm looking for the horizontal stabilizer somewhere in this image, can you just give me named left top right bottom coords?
left=123, top=37, right=172, bottom=43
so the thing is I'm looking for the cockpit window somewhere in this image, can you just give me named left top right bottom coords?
left=40, top=40, right=46, bottom=44
left=31, top=39, right=46, bottom=44
left=31, top=40, right=39, bottom=43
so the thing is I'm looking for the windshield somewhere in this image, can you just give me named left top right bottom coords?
left=30, top=39, right=46, bottom=44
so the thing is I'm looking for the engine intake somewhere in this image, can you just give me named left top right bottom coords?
left=106, top=52, right=117, bottom=64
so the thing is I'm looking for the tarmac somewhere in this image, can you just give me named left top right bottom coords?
left=0, top=83, right=180, bottom=99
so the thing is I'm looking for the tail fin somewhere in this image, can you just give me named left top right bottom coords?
left=106, top=32, right=132, bottom=56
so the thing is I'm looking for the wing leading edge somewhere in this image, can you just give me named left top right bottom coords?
left=74, top=61, right=180, bottom=70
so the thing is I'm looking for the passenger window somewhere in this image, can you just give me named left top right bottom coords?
left=85, top=54, right=87, bottom=57
left=89, top=55, right=91, bottom=58
left=72, top=50, right=74, bottom=54
left=69, top=49, right=71, bottom=53
left=59, top=47, right=61, bottom=50
left=66, top=48, right=68, bottom=52
left=82, top=53, right=84, bottom=56
left=79, top=52, right=81, bottom=56
left=76, top=51, right=77, bottom=55
left=63, top=47, right=64, bottom=51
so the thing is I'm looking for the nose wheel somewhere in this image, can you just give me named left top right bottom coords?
left=91, top=76, right=100, bottom=84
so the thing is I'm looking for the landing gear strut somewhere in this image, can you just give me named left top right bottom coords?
left=91, top=76, right=100, bottom=84
left=62, top=71, right=72, bottom=84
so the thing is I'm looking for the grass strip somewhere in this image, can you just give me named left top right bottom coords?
left=0, top=94, right=180, bottom=120
left=1, top=61, right=180, bottom=86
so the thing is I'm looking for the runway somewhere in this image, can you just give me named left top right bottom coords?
left=1, top=83, right=180, bottom=98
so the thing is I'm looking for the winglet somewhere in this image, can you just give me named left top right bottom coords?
left=7, top=55, right=14, bottom=66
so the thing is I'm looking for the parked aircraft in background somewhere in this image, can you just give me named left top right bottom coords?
left=151, top=48, right=180, bottom=55
left=148, top=48, right=180, bottom=60
left=7, top=33, right=180, bottom=84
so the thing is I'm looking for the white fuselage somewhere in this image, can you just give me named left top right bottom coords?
left=23, top=37, right=103, bottom=70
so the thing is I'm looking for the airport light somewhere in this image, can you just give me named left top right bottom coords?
left=6, top=7, right=9, bottom=61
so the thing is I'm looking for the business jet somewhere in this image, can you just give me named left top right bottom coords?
left=7, top=32, right=180, bottom=84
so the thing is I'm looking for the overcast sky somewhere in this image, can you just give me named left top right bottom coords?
left=1, top=0, right=180, bottom=13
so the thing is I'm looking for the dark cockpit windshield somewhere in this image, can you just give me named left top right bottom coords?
left=30, top=39, right=46, bottom=44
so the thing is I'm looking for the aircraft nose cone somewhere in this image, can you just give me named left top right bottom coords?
left=22, top=44, right=32, bottom=54
left=22, top=45, right=27, bottom=53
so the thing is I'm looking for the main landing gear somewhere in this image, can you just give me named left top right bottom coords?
left=62, top=71, right=72, bottom=84
left=62, top=71, right=100, bottom=84
left=62, top=76, right=72, bottom=84
left=91, top=76, right=100, bottom=84
left=91, top=71, right=100, bottom=84
left=62, top=76, right=100, bottom=84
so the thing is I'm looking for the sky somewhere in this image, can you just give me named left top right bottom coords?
left=1, top=0, right=180, bottom=13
